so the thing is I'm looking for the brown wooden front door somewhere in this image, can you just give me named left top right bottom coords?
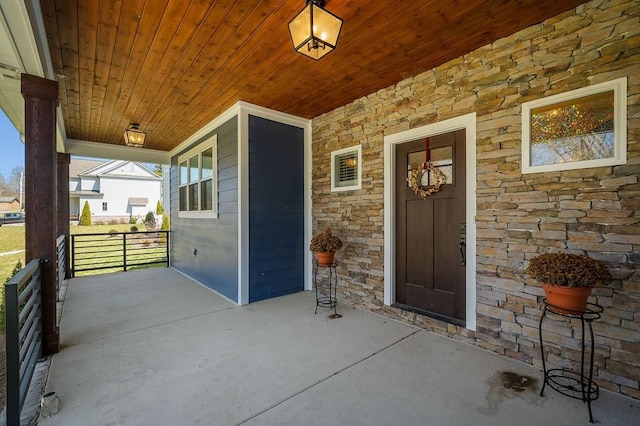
left=395, top=129, right=466, bottom=324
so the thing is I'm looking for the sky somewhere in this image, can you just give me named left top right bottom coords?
left=0, top=109, right=24, bottom=177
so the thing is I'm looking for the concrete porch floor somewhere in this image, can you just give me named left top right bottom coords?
left=40, top=268, right=639, bottom=425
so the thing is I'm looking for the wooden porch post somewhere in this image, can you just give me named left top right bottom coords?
left=57, top=153, right=71, bottom=278
left=21, top=74, right=60, bottom=355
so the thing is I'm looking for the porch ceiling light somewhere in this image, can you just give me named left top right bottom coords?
left=289, top=0, right=343, bottom=60
left=124, top=123, right=145, bottom=148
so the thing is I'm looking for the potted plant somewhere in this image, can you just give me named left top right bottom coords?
left=310, top=228, right=343, bottom=265
left=525, top=252, right=612, bottom=313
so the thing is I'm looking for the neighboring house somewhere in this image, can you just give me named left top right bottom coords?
left=0, top=196, right=20, bottom=211
left=70, top=159, right=161, bottom=222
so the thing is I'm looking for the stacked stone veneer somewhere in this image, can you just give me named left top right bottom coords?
left=311, top=0, right=639, bottom=399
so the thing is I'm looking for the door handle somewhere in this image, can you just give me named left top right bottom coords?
left=459, top=241, right=466, bottom=266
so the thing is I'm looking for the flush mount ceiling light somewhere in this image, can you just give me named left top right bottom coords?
left=124, top=123, right=146, bottom=148
left=289, top=0, right=343, bottom=60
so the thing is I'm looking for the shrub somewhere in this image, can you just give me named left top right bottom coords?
left=525, top=253, right=612, bottom=288
left=144, top=211, right=156, bottom=228
left=156, top=200, right=164, bottom=215
left=309, top=228, right=343, bottom=252
left=109, top=228, right=118, bottom=234
left=5, top=260, right=23, bottom=284
left=129, top=216, right=138, bottom=225
left=2, top=260, right=23, bottom=332
left=79, top=201, right=92, bottom=226
left=161, top=214, right=169, bottom=231
left=130, top=225, right=139, bottom=232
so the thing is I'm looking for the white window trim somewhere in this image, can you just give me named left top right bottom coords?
left=521, top=77, right=627, bottom=174
left=331, top=144, right=362, bottom=192
left=178, top=135, right=218, bottom=219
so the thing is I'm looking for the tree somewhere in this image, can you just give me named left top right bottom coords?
left=153, top=164, right=163, bottom=177
left=156, top=200, right=164, bottom=215
left=7, top=166, right=24, bottom=196
left=79, top=201, right=92, bottom=226
left=161, top=214, right=169, bottom=231
left=144, top=211, right=156, bottom=228
left=0, top=174, right=10, bottom=197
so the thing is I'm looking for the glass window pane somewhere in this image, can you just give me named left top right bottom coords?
left=179, top=186, right=188, bottom=211
left=431, top=165, right=453, bottom=185
left=189, top=155, right=199, bottom=183
left=179, top=161, right=188, bottom=185
left=408, top=151, right=425, bottom=170
left=408, top=146, right=453, bottom=186
left=407, top=151, right=428, bottom=187
left=189, top=183, right=198, bottom=211
left=429, top=146, right=453, bottom=185
left=530, top=91, right=614, bottom=166
left=430, top=146, right=453, bottom=166
left=335, top=152, right=358, bottom=187
left=201, top=179, right=213, bottom=211
left=201, top=148, right=213, bottom=179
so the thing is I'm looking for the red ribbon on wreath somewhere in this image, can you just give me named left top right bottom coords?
left=422, top=137, right=430, bottom=169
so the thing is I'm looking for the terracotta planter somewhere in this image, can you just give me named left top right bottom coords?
left=543, top=283, right=591, bottom=313
left=316, top=251, right=335, bottom=265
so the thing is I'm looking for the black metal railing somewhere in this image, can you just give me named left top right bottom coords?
left=70, top=231, right=169, bottom=277
left=5, top=258, right=43, bottom=426
left=56, top=235, right=66, bottom=300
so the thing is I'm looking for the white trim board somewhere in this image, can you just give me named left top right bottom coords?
left=66, top=139, right=171, bottom=164
left=383, top=112, right=477, bottom=331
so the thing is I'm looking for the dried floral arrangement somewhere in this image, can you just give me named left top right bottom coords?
left=525, top=253, right=611, bottom=288
left=309, top=228, right=343, bottom=253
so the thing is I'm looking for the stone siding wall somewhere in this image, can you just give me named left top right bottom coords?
left=311, top=0, right=640, bottom=399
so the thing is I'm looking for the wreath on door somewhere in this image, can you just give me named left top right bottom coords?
left=406, top=137, right=446, bottom=199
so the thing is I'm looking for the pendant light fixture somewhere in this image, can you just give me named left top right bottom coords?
left=289, top=0, right=343, bottom=60
left=124, top=123, right=146, bottom=148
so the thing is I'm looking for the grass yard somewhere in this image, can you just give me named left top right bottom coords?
left=70, top=224, right=167, bottom=276
left=0, top=223, right=161, bottom=329
left=71, top=223, right=135, bottom=235
left=0, top=225, right=25, bottom=253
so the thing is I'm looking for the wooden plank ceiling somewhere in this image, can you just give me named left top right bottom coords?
left=41, top=0, right=587, bottom=152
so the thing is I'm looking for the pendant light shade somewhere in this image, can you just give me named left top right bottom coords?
left=289, top=0, right=343, bottom=60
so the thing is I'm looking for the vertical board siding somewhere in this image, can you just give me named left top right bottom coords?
left=170, top=117, right=239, bottom=301
left=248, top=115, right=304, bottom=302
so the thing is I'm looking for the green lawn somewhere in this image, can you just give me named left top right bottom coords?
left=1, top=223, right=161, bottom=331
left=0, top=225, right=25, bottom=253
left=70, top=223, right=136, bottom=235
left=71, top=228, right=167, bottom=276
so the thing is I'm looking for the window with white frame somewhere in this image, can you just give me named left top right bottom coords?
left=178, top=135, right=218, bottom=218
left=521, top=77, right=627, bottom=174
left=331, top=145, right=362, bottom=192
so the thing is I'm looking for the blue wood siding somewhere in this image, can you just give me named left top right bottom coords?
left=248, top=115, right=304, bottom=302
left=170, top=117, right=239, bottom=302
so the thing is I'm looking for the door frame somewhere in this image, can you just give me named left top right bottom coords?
left=383, top=113, right=477, bottom=330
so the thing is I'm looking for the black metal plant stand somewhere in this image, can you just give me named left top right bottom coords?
left=314, top=260, right=338, bottom=316
left=538, top=300, right=603, bottom=423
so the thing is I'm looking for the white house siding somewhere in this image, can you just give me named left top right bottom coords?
left=99, top=176, right=160, bottom=219
left=69, top=177, right=80, bottom=191
left=80, top=176, right=99, bottom=191
left=69, top=159, right=161, bottom=221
